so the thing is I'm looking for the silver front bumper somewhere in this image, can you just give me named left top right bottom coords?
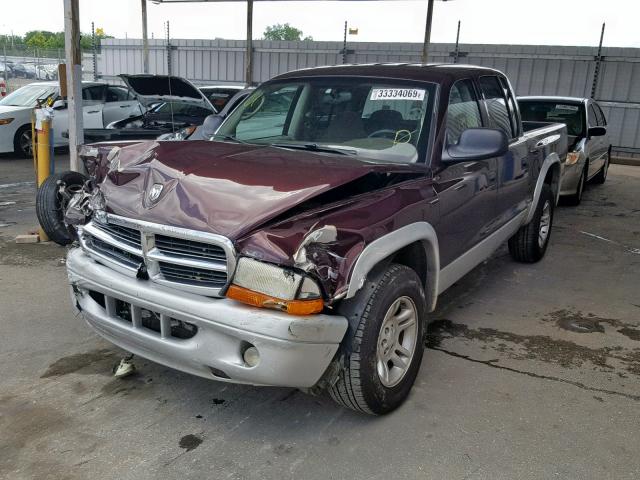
left=67, top=248, right=348, bottom=388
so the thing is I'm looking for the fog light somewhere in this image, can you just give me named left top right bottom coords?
left=243, top=346, right=260, bottom=367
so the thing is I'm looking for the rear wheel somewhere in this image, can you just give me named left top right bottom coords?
left=328, top=264, right=427, bottom=415
left=13, top=125, right=33, bottom=158
left=508, top=184, right=554, bottom=263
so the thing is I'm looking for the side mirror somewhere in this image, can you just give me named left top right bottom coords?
left=588, top=126, right=606, bottom=138
left=52, top=99, right=67, bottom=110
left=202, top=114, right=224, bottom=138
left=444, top=128, right=509, bottom=162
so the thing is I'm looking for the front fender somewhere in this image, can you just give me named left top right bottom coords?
left=345, top=222, right=440, bottom=311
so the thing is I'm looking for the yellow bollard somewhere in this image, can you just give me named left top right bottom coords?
left=35, top=117, right=51, bottom=242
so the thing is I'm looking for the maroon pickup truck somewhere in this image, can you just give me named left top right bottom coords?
left=63, top=64, right=567, bottom=414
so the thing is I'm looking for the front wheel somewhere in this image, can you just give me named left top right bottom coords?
left=328, top=264, right=427, bottom=415
left=508, top=184, right=554, bottom=263
left=592, top=149, right=610, bottom=185
left=13, top=125, right=33, bottom=158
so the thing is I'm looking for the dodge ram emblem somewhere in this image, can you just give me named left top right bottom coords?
left=148, top=183, right=164, bottom=202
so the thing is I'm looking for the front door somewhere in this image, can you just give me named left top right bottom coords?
left=102, top=86, right=142, bottom=126
left=434, top=78, right=498, bottom=267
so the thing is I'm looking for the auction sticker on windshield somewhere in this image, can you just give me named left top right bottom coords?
left=370, top=88, right=425, bottom=101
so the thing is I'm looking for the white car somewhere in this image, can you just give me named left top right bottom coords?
left=0, top=81, right=142, bottom=157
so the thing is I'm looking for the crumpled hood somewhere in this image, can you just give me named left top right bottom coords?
left=95, top=140, right=415, bottom=240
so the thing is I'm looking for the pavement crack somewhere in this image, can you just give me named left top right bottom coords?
left=428, top=346, right=640, bottom=402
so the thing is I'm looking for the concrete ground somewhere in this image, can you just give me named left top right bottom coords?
left=1, top=152, right=639, bottom=480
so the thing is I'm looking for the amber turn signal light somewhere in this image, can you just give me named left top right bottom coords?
left=226, top=284, right=324, bottom=315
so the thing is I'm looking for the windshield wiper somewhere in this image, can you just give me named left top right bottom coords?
left=209, top=133, right=248, bottom=144
left=271, top=143, right=356, bottom=156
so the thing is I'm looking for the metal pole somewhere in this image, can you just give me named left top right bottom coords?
left=591, top=22, right=606, bottom=99
left=453, top=20, right=460, bottom=64
left=91, top=22, right=98, bottom=81
left=3, top=45, right=7, bottom=84
left=245, top=0, right=253, bottom=86
left=166, top=21, right=171, bottom=76
left=421, top=0, right=435, bottom=64
left=342, top=21, right=347, bottom=64
left=141, top=0, right=149, bottom=74
left=63, top=0, right=84, bottom=173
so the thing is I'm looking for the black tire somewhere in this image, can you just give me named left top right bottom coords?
left=564, top=162, right=587, bottom=206
left=508, top=184, right=554, bottom=263
left=36, top=171, right=87, bottom=245
left=592, top=148, right=610, bottom=185
left=13, top=125, right=33, bottom=158
left=329, top=264, right=427, bottom=415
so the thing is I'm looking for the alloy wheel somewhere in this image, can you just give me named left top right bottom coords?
left=376, top=296, right=419, bottom=388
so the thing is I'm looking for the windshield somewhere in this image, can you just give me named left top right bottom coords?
left=216, top=78, right=436, bottom=163
left=0, top=84, right=58, bottom=107
left=519, top=100, right=585, bottom=137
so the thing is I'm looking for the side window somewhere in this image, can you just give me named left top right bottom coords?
left=106, top=86, right=130, bottom=102
left=478, top=76, right=514, bottom=138
left=82, top=85, right=105, bottom=103
left=594, top=102, right=607, bottom=126
left=588, top=104, right=599, bottom=128
left=446, top=79, right=482, bottom=145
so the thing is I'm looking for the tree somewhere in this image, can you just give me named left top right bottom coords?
left=263, top=23, right=312, bottom=41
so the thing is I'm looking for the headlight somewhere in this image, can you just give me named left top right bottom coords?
left=0, top=118, right=14, bottom=125
left=157, top=125, right=196, bottom=141
left=226, top=257, right=323, bottom=315
left=566, top=151, right=580, bottom=165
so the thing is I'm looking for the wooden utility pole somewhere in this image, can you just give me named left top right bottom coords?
left=421, top=0, right=435, bottom=63
left=245, top=0, right=253, bottom=86
left=63, top=0, right=84, bottom=173
left=141, top=0, right=149, bottom=74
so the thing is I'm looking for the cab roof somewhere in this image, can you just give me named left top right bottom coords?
left=272, top=63, right=506, bottom=85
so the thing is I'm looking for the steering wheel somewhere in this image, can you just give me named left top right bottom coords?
left=368, top=129, right=398, bottom=139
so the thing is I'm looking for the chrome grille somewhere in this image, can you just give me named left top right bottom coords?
left=78, top=213, right=235, bottom=297
left=159, top=262, right=228, bottom=288
left=92, top=222, right=141, bottom=249
left=86, top=236, right=144, bottom=268
left=155, top=235, right=227, bottom=262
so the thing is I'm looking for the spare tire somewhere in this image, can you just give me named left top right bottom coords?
left=36, top=171, right=88, bottom=245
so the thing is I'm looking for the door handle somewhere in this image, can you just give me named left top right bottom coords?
left=119, top=105, right=129, bottom=108
left=454, top=183, right=467, bottom=191
left=87, top=110, right=100, bottom=114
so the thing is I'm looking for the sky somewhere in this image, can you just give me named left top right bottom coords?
left=0, top=0, right=637, bottom=48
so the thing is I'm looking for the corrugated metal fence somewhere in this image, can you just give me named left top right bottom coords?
left=99, top=39, right=640, bottom=155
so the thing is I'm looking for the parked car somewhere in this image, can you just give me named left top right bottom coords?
left=199, top=85, right=245, bottom=111
left=82, top=74, right=217, bottom=143
left=0, top=61, right=14, bottom=78
left=518, top=96, right=611, bottom=205
left=61, top=64, right=566, bottom=414
left=11, top=63, right=39, bottom=79
left=0, top=81, right=142, bottom=157
left=161, top=87, right=255, bottom=141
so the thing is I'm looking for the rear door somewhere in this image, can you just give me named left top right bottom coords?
left=102, top=85, right=142, bottom=126
left=478, top=75, right=530, bottom=228
left=434, top=78, right=499, bottom=266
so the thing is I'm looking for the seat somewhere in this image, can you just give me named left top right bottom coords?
left=327, top=111, right=366, bottom=142
left=367, top=109, right=403, bottom=134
